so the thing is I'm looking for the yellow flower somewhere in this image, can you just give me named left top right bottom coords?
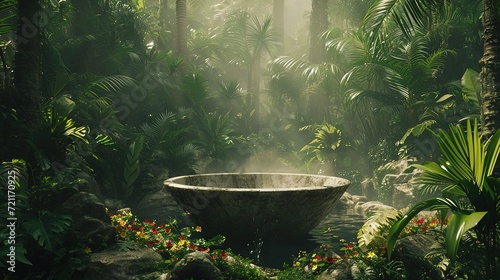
left=119, top=219, right=127, bottom=226
left=120, top=231, right=127, bottom=238
left=294, top=261, right=301, bottom=267
left=84, top=246, right=92, bottom=254
left=170, top=244, right=180, bottom=251
left=178, top=239, right=190, bottom=246
left=367, top=251, right=376, bottom=258
left=195, top=226, right=202, bottom=232
left=311, top=264, right=318, bottom=271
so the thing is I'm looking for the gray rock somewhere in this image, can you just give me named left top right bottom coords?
left=78, top=248, right=163, bottom=280
left=379, top=157, right=417, bottom=174
left=61, top=192, right=116, bottom=249
left=134, top=187, right=185, bottom=224
left=361, top=178, right=377, bottom=200
left=354, top=201, right=395, bottom=216
left=392, top=183, right=418, bottom=208
left=169, top=251, right=222, bottom=280
left=351, top=195, right=367, bottom=204
left=392, top=234, right=444, bottom=279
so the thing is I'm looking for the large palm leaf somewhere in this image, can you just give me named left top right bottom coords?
left=0, top=0, right=15, bottom=35
left=362, top=0, right=438, bottom=39
left=387, top=119, right=500, bottom=266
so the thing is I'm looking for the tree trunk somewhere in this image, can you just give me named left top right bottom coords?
left=14, top=0, right=42, bottom=137
left=157, top=0, right=169, bottom=50
left=13, top=0, right=42, bottom=171
left=309, top=0, right=328, bottom=63
left=273, top=0, right=285, bottom=56
left=250, top=55, right=261, bottom=131
left=174, top=0, right=187, bottom=70
left=480, top=0, right=500, bottom=140
left=480, top=2, right=500, bottom=276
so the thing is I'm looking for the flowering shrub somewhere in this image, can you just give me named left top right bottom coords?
left=402, top=214, right=449, bottom=236
left=291, top=239, right=384, bottom=275
left=287, top=213, right=449, bottom=277
left=110, top=210, right=225, bottom=266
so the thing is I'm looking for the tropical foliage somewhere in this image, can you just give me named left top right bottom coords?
left=1, top=0, right=499, bottom=278
left=387, top=119, right=500, bottom=277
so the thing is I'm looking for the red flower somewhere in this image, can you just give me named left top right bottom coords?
left=353, top=251, right=358, bottom=255
left=212, top=255, right=217, bottom=260
left=315, top=255, right=322, bottom=261
left=152, top=227, right=158, bottom=235
left=147, top=240, right=154, bottom=247
left=159, top=223, right=165, bottom=228
left=343, top=254, right=348, bottom=259
left=221, top=252, right=228, bottom=258
left=189, top=245, right=197, bottom=250
left=165, top=228, right=171, bottom=234
left=421, top=226, right=427, bottom=232
left=346, top=243, right=353, bottom=250
left=416, top=217, right=425, bottom=225
left=166, top=240, right=172, bottom=247
left=199, top=248, right=206, bottom=252
left=171, top=257, right=178, bottom=262
left=179, top=235, right=185, bottom=240
left=326, top=256, right=335, bottom=264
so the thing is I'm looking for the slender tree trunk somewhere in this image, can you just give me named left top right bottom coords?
left=309, top=0, right=328, bottom=63
left=174, top=0, right=187, bottom=70
left=480, top=2, right=500, bottom=277
left=480, top=0, right=500, bottom=140
left=273, top=0, right=285, bottom=56
left=250, top=55, right=261, bottom=131
left=157, top=0, right=169, bottom=50
left=15, top=0, right=42, bottom=125
left=14, top=0, right=42, bottom=171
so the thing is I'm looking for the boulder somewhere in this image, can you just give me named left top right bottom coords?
left=334, top=192, right=355, bottom=210
left=361, top=179, right=377, bottom=200
left=392, top=234, right=444, bottom=279
left=61, top=192, right=116, bottom=250
left=168, top=251, right=222, bottom=280
left=134, top=187, right=185, bottom=224
left=354, top=201, right=395, bottom=216
left=77, top=248, right=163, bottom=280
left=379, top=157, right=417, bottom=174
left=392, top=183, right=418, bottom=209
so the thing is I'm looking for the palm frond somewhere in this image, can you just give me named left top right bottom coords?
left=357, top=208, right=402, bottom=249
left=91, top=75, right=138, bottom=94
left=0, top=0, right=16, bottom=35
left=141, top=110, right=177, bottom=139
left=362, top=0, right=437, bottom=39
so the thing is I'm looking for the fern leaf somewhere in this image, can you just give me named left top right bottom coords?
left=123, top=135, right=144, bottom=199
left=22, top=211, right=72, bottom=251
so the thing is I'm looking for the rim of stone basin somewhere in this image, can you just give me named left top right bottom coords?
left=164, top=172, right=350, bottom=192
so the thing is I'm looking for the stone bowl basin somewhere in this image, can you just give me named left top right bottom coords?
left=164, top=173, right=350, bottom=240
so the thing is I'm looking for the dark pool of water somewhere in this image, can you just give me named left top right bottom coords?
left=220, top=209, right=366, bottom=268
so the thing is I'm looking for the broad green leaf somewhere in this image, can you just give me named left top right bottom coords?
left=387, top=197, right=456, bottom=259
left=22, top=211, right=72, bottom=251
left=461, top=69, right=480, bottom=108
left=445, top=211, right=486, bottom=265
